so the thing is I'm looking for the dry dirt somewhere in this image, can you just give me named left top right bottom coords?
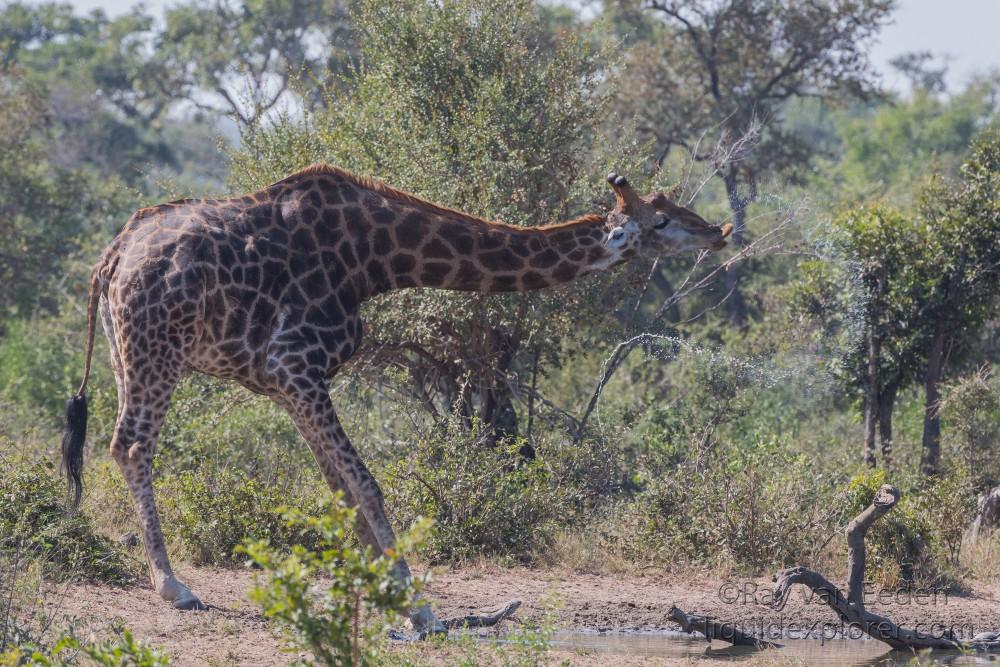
left=50, top=564, right=1000, bottom=666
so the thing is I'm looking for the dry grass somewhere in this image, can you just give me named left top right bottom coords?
left=962, top=530, right=1000, bottom=582
left=534, top=529, right=637, bottom=575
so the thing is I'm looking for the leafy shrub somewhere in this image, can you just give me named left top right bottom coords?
left=5, top=628, right=169, bottom=666
left=842, top=469, right=932, bottom=587
left=623, top=435, right=839, bottom=572
left=155, top=375, right=309, bottom=476
left=938, top=366, right=1000, bottom=491
left=0, top=308, right=120, bottom=440
left=157, top=468, right=324, bottom=566
left=840, top=469, right=976, bottom=589
left=0, top=456, right=132, bottom=584
left=380, top=419, right=571, bottom=562
left=239, top=497, right=429, bottom=667
left=0, top=318, right=78, bottom=422
left=910, top=469, right=978, bottom=573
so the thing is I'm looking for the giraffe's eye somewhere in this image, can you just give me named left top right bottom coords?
left=654, top=215, right=671, bottom=230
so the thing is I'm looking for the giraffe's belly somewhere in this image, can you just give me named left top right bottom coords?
left=187, top=286, right=362, bottom=392
left=185, top=283, right=278, bottom=390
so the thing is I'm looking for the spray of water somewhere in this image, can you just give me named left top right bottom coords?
left=587, top=332, right=838, bottom=438
left=583, top=178, right=873, bottom=441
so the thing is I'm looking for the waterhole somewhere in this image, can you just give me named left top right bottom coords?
left=481, top=631, right=1000, bottom=665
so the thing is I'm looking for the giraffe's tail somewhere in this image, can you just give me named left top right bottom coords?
left=61, top=263, right=103, bottom=508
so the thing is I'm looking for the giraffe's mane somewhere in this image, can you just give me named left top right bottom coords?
left=278, top=163, right=607, bottom=232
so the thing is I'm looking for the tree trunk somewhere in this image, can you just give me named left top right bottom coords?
left=862, top=271, right=886, bottom=467
left=668, top=606, right=779, bottom=648
left=877, top=377, right=899, bottom=469
left=479, top=325, right=535, bottom=459
left=862, top=325, right=880, bottom=467
left=920, top=322, right=947, bottom=476
left=722, top=168, right=750, bottom=330
left=920, top=247, right=966, bottom=477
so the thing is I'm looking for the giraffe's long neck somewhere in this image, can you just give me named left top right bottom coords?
left=273, top=168, right=630, bottom=300
left=373, top=207, right=619, bottom=294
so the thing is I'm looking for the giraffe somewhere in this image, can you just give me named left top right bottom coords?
left=60, top=165, right=732, bottom=634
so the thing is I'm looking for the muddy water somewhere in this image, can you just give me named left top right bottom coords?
left=544, top=631, right=999, bottom=665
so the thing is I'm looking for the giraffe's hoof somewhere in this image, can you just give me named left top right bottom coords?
left=173, top=594, right=207, bottom=611
left=606, top=172, right=619, bottom=185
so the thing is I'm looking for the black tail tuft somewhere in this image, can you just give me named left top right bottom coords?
left=61, top=393, right=88, bottom=508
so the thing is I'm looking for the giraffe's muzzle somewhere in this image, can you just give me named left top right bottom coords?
left=709, top=223, right=734, bottom=251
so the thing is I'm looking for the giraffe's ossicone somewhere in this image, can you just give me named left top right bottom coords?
left=60, top=166, right=731, bottom=632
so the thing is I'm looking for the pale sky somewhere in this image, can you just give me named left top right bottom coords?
left=53, top=0, right=1000, bottom=94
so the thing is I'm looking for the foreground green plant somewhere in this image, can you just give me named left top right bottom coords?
left=239, top=495, right=431, bottom=667
left=5, top=628, right=169, bottom=667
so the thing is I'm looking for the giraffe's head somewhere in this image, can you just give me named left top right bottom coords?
left=603, top=173, right=733, bottom=259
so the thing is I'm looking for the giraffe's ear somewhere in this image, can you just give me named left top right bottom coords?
left=606, top=172, right=642, bottom=214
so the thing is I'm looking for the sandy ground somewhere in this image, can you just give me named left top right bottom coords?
left=48, top=564, right=1000, bottom=666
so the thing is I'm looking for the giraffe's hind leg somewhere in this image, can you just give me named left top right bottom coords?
left=110, top=336, right=203, bottom=610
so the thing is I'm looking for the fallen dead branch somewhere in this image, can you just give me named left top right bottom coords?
left=771, top=484, right=1000, bottom=652
left=668, top=605, right=779, bottom=649
left=669, top=483, right=1000, bottom=653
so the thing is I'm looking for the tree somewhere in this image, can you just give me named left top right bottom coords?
left=153, top=0, right=354, bottom=126
left=791, top=131, right=1000, bottom=474
left=815, top=74, right=1000, bottom=207
left=789, top=206, right=922, bottom=468
left=0, top=2, right=179, bottom=181
left=230, top=0, right=647, bottom=449
left=611, top=0, right=894, bottom=328
left=915, top=131, right=1000, bottom=475
left=889, top=51, right=948, bottom=96
left=0, top=74, right=135, bottom=317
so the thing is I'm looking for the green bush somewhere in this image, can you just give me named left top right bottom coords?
left=623, top=435, right=839, bottom=572
left=157, top=468, right=324, bottom=566
left=842, top=469, right=930, bottom=587
left=0, top=456, right=132, bottom=584
left=381, top=419, right=572, bottom=563
left=0, top=309, right=119, bottom=438
left=938, top=367, right=1000, bottom=491
left=239, top=497, right=429, bottom=667
left=840, top=469, right=974, bottom=589
left=155, top=375, right=310, bottom=476
left=910, top=469, right=978, bottom=574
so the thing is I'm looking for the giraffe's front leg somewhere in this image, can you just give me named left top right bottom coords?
left=280, top=382, right=446, bottom=636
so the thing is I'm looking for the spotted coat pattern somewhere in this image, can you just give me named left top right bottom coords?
left=72, top=165, right=730, bottom=630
